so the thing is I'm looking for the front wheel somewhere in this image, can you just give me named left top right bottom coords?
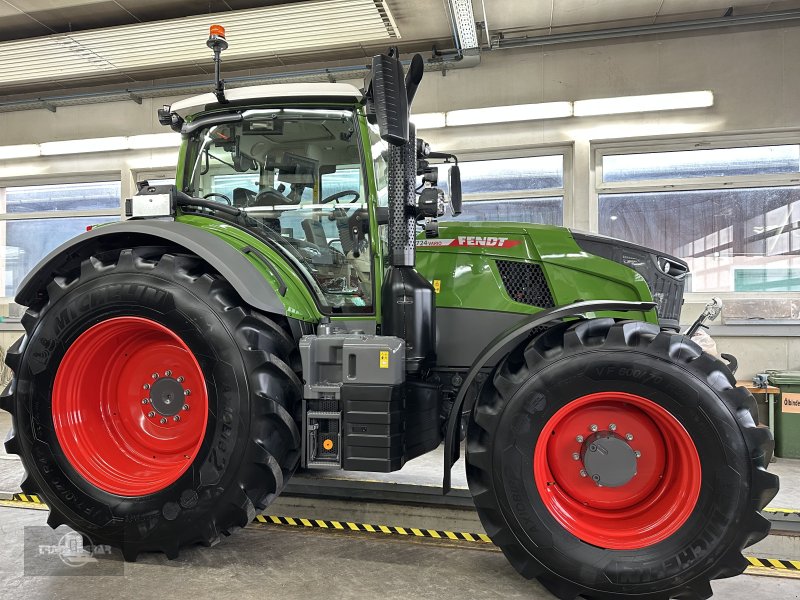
left=2, top=248, right=302, bottom=560
left=466, top=319, right=778, bottom=600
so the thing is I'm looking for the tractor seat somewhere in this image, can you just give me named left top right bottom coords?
left=302, top=218, right=333, bottom=264
left=232, top=187, right=255, bottom=208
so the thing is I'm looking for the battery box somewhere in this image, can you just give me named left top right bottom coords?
left=299, top=332, right=441, bottom=472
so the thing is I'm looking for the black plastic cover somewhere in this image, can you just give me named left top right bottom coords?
left=571, top=231, right=688, bottom=330
left=370, top=52, right=409, bottom=146
left=381, top=266, right=436, bottom=372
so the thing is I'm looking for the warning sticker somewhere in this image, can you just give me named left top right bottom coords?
left=379, top=351, right=389, bottom=369
left=782, top=392, right=800, bottom=414
left=416, top=236, right=522, bottom=249
left=432, top=280, right=441, bottom=294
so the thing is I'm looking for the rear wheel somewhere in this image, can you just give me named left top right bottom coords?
left=1, top=247, right=301, bottom=560
left=466, top=319, right=778, bottom=600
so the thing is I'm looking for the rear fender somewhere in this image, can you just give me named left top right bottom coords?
left=16, top=220, right=286, bottom=316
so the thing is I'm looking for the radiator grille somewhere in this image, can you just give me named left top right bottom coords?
left=496, top=260, right=555, bottom=308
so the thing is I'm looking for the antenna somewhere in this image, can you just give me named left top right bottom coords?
left=207, top=24, right=229, bottom=104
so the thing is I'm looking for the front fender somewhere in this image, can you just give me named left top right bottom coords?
left=16, top=220, right=286, bottom=316
left=442, top=299, right=657, bottom=493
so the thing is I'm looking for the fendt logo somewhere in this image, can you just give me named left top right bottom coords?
left=457, top=236, right=518, bottom=247
left=416, top=237, right=522, bottom=248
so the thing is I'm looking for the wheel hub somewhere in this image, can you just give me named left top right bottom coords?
left=148, top=375, right=190, bottom=418
left=580, top=432, right=638, bottom=488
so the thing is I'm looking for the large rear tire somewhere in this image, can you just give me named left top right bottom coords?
left=466, top=318, right=778, bottom=600
left=1, top=247, right=301, bottom=560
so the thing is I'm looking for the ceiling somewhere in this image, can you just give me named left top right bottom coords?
left=0, top=0, right=798, bottom=101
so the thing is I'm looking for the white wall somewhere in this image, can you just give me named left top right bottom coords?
left=1, top=24, right=800, bottom=378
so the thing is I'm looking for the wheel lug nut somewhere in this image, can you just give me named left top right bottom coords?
left=177, top=376, right=184, bottom=383
left=173, top=415, right=180, bottom=422
left=609, top=423, right=617, bottom=431
left=152, top=373, right=159, bottom=380
left=572, top=452, right=580, bottom=461
left=576, top=435, right=584, bottom=443
left=635, top=450, right=641, bottom=458
left=147, top=411, right=155, bottom=418
left=626, top=433, right=634, bottom=441
left=141, top=398, right=148, bottom=404
left=579, top=469, right=587, bottom=478
left=590, top=424, right=598, bottom=432
left=165, top=370, right=172, bottom=377
left=182, top=404, right=189, bottom=411
left=143, top=383, right=150, bottom=390
left=184, top=389, right=191, bottom=396
left=160, top=417, right=167, bottom=424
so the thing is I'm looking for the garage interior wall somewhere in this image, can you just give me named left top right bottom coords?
left=1, top=24, right=799, bottom=377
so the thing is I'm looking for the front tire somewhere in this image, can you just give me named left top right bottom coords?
left=466, top=319, right=778, bottom=600
left=1, top=247, right=302, bottom=560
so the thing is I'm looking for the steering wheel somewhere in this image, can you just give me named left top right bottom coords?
left=321, top=190, right=360, bottom=204
left=203, top=192, right=232, bottom=205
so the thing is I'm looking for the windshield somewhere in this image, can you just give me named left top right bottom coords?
left=184, top=108, right=373, bottom=313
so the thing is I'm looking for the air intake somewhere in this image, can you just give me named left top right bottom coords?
left=496, top=260, right=555, bottom=308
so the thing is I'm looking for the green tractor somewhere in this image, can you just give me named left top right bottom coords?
left=2, top=28, right=778, bottom=600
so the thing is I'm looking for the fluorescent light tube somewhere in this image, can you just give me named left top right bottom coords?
left=411, top=113, right=446, bottom=129
left=573, top=91, right=714, bottom=116
left=128, top=133, right=182, bottom=149
left=446, top=102, right=573, bottom=126
left=40, top=137, right=128, bottom=155
left=0, top=144, right=40, bottom=160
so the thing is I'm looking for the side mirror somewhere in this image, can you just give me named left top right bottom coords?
left=449, top=165, right=462, bottom=216
left=368, top=50, right=409, bottom=146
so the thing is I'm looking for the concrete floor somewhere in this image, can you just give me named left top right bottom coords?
left=3, top=411, right=800, bottom=598
left=1, top=504, right=799, bottom=599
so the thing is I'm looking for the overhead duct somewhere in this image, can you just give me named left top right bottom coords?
left=494, top=8, right=800, bottom=49
left=0, top=51, right=479, bottom=114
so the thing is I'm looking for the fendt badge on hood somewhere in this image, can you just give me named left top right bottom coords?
left=416, top=237, right=522, bottom=248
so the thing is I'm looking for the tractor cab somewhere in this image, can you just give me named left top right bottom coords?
left=176, top=100, right=380, bottom=313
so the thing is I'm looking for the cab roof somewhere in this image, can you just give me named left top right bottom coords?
left=170, top=82, right=363, bottom=118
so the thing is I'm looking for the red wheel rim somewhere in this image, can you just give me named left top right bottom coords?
left=53, top=316, right=208, bottom=496
left=533, top=391, right=701, bottom=549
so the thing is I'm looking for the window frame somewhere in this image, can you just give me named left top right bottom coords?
left=0, top=172, right=125, bottom=223
left=591, top=131, right=800, bottom=323
left=444, top=143, right=574, bottom=227
left=0, top=172, right=124, bottom=322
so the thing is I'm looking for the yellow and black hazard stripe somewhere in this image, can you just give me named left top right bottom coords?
left=747, top=557, right=800, bottom=571
left=253, top=514, right=492, bottom=543
left=10, top=493, right=45, bottom=504
left=3, top=493, right=800, bottom=575
left=763, top=507, right=800, bottom=516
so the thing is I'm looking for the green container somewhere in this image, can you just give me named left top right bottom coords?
left=768, top=371, right=800, bottom=459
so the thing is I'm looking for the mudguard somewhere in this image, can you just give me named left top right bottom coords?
left=16, top=220, right=286, bottom=316
left=442, top=299, right=657, bottom=493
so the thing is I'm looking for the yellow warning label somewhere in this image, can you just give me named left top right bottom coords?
left=322, top=439, right=334, bottom=451
left=433, top=280, right=441, bottom=294
left=379, top=350, right=389, bottom=369
left=782, top=392, right=800, bottom=414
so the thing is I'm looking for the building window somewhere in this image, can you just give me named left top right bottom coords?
left=0, top=180, right=122, bottom=319
left=439, top=154, right=566, bottom=226
left=597, top=144, right=800, bottom=294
